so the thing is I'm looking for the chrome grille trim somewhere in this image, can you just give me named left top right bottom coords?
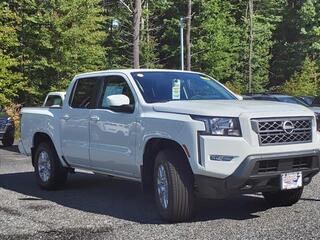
left=251, top=117, right=313, bottom=146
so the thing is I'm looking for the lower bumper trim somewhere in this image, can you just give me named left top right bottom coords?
left=194, top=150, right=320, bottom=199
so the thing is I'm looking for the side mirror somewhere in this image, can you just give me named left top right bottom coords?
left=106, top=94, right=134, bottom=113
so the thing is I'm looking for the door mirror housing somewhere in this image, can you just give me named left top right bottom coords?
left=107, top=94, right=134, bottom=113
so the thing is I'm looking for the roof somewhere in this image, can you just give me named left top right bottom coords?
left=74, top=69, right=203, bottom=78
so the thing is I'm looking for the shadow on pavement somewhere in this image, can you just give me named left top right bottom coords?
left=0, top=171, right=269, bottom=223
left=300, top=197, right=320, bottom=202
left=0, top=145, right=20, bottom=154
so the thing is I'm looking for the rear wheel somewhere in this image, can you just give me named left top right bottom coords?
left=154, top=149, right=194, bottom=222
left=34, top=142, right=68, bottom=190
left=263, top=188, right=303, bottom=206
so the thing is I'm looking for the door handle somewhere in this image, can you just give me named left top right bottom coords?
left=90, top=115, right=100, bottom=122
left=62, top=114, right=70, bottom=121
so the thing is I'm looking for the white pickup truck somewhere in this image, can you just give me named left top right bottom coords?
left=19, top=69, right=320, bottom=222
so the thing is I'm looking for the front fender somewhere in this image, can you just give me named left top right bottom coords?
left=136, top=113, right=205, bottom=175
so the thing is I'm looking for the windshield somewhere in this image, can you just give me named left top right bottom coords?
left=277, top=96, right=309, bottom=107
left=131, top=72, right=236, bottom=103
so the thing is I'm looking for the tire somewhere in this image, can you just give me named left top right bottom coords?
left=263, top=187, right=303, bottom=207
left=34, top=142, right=68, bottom=190
left=2, top=134, right=14, bottom=147
left=153, top=149, right=194, bottom=222
left=2, top=129, right=14, bottom=147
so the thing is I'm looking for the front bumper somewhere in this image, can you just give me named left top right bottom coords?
left=194, top=150, right=320, bottom=199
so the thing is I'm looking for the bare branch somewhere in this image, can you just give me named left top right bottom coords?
left=119, top=0, right=133, bottom=13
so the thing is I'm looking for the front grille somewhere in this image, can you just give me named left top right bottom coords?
left=252, top=117, right=313, bottom=146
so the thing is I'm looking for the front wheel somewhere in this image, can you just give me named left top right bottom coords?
left=2, top=133, right=14, bottom=147
left=34, top=142, right=68, bottom=190
left=154, top=149, right=194, bottom=222
left=263, top=187, right=303, bottom=206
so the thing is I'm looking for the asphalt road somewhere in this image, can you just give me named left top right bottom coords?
left=1, top=145, right=320, bottom=240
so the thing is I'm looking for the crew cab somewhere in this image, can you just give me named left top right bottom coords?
left=19, top=69, right=320, bottom=222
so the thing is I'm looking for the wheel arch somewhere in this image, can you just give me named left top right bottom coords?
left=31, top=132, right=63, bottom=167
left=141, top=137, right=193, bottom=192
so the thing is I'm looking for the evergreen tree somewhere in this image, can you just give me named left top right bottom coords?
left=0, top=1, right=24, bottom=105
left=299, top=0, right=320, bottom=62
left=192, top=0, right=241, bottom=84
left=281, top=56, right=319, bottom=96
left=13, top=0, right=106, bottom=103
left=232, top=0, right=284, bottom=93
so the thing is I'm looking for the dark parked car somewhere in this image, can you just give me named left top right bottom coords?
left=311, top=96, right=320, bottom=107
left=244, top=93, right=310, bottom=107
left=244, top=94, right=320, bottom=130
left=0, top=107, right=15, bottom=147
left=297, top=96, right=315, bottom=106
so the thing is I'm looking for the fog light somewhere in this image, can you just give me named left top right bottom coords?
left=210, top=155, right=235, bottom=161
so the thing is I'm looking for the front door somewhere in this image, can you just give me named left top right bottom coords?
left=89, top=74, right=138, bottom=177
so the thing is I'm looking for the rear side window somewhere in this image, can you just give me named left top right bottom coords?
left=70, top=78, right=99, bottom=108
left=45, top=95, right=63, bottom=107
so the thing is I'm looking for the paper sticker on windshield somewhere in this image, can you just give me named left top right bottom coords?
left=172, top=79, right=181, bottom=100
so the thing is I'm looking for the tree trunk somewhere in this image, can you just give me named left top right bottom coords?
left=186, top=0, right=192, bottom=71
left=133, top=0, right=142, bottom=69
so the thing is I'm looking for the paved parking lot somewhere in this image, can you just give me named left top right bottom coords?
left=1, top=145, right=320, bottom=239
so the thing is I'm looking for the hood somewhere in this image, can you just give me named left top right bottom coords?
left=152, top=100, right=313, bottom=117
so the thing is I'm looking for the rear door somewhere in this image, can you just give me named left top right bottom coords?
left=89, top=74, right=138, bottom=177
left=60, top=77, right=100, bottom=167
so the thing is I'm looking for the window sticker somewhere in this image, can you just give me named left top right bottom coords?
left=172, top=79, right=181, bottom=100
left=137, top=73, right=144, bottom=77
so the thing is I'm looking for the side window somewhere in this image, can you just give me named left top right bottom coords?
left=45, top=95, right=62, bottom=107
left=71, top=78, right=99, bottom=108
left=100, top=76, right=134, bottom=109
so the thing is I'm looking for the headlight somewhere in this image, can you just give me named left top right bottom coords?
left=192, top=116, right=242, bottom=137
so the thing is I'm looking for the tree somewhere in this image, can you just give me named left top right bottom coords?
left=192, top=0, right=242, bottom=84
left=238, top=0, right=284, bottom=92
left=133, top=0, right=142, bottom=68
left=0, top=2, right=25, bottom=105
left=299, top=0, right=320, bottom=63
left=13, top=0, right=106, bottom=103
left=140, top=0, right=164, bottom=68
left=186, top=0, right=192, bottom=71
left=281, top=56, right=319, bottom=96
